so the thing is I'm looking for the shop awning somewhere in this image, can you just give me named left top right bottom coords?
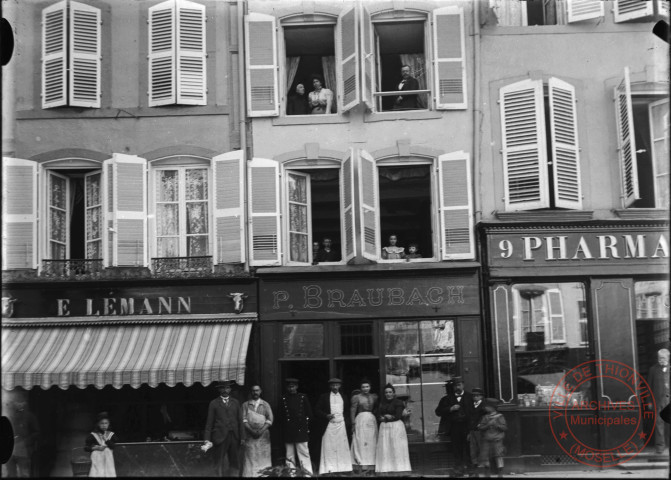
left=1, top=321, right=253, bottom=390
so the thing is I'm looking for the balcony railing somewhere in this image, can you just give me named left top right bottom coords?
left=41, top=259, right=104, bottom=279
left=151, top=256, right=214, bottom=278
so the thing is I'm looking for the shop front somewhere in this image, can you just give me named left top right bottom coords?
left=1, top=279, right=257, bottom=477
left=256, top=263, right=482, bottom=472
left=481, top=221, right=669, bottom=469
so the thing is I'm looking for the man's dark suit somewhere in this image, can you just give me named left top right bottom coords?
left=204, top=396, right=243, bottom=476
left=435, top=389, right=474, bottom=472
left=395, top=76, right=420, bottom=110
left=315, top=391, right=351, bottom=438
left=647, top=362, right=670, bottom=451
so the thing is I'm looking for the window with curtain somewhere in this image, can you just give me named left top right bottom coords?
left=155, top=167, right=210, bottom=258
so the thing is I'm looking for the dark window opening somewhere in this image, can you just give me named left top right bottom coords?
left=309, top=168, right=341, bottom=262
left=526, top=0, right=558, bottom=26
left=340, top=323, right=374, bottom=355
left=374, top=21, right=428, bottom=112
left=379, top=164, right=433, bottom=259
left=284, top=25, right=336, bottom=115
left=542, top=93, right=557, bottom=208
left=631, top=99, right=659, bottom=208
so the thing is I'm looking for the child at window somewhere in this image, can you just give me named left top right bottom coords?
left=405, top=243, right=422, bottom=260
left=381, top=235, right=405, bottom=259
left=476, top=399, right=507, bottom=478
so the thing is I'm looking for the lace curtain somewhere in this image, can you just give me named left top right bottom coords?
left=321, top=55, right=337, bottom=113
left=286, top=56, right=301, bottom=92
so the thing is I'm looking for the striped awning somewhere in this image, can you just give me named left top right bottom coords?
left=2, top=322, right=252, bottom=390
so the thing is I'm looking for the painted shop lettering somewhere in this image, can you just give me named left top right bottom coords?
left=56, top=297, right=192, bottom=316
left=272, top=285, right=463, bottom=310
left=497, top=234, right=669, bottom=261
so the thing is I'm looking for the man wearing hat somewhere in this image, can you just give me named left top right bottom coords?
left=203, top=380, right=243, bottom=477
left=434, top=375, right=473, bottom=475
left=315, top=378, right=352, bottom=474
left=467, top=387, right=487, bottom=473
left=280, top=378, right=313, bottom=475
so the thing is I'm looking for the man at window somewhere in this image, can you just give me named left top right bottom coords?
left=393, top=65, right=420, bottom=110
left=316, top=237, right=340, bottom=263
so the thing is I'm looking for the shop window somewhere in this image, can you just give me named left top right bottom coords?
left=634, top=281, right=670, bottom=377
left=248, top=156, right=355, bottom=267
left=42, top=1, right=101, bottom=109
left=490, top=0, right=605, bottom=26
left=384, top=320, right=456, bottom=443
left=615, top=68, right=669, bottom=209
left=282, top=324, right=325, bottom=358
left=500, top=77, right=582, bottom=211
left=511, top=283, right=594, bottom=408
left=148, top=0, right=207, bottom=107
left=340, top=323, right=374, bottom=355
left=360, top=151, right=474, bottom=262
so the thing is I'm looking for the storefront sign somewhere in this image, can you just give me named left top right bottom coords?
left=2, top=284, right=256, bottom=318
left=487, top=228, right=669, bottom=269
left=260, top=274, right=480, bottom=320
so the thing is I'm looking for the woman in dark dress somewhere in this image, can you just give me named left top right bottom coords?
left=287, top=83, right=310, bottom=115
left=375, top=384, right=411, bottom=474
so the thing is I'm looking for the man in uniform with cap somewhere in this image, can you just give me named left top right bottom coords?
left=203, top=380, right=243, bottom=476
left=435, top=376, right=473, bottom=475
left=315, top=378, right=352, bottom=474
left=280, top=378, right=314, bottom=475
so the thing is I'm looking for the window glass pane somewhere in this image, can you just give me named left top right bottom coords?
left=185, top=169, right=208, bottom=201
left=186, top=202, right=208, bottom=234
left=50, top=175, right=66, bottom=209
left=420, top=320, right=455, bottom=356
left=157, top=204, right=179, bottom=236
left=282, top=324, right=324, bottom=358
left=397, top=383, right=423, bottom=444
left=289, top=203, right=308, bottom=233
left=384, top=321, right=419, bottom=355
left=385, top=356, right=421, bottom=386
left=421, top=383, right=449, bottom=443
left=157, top=237, right=178, bottom=258
left=86, top=241, right=101, bottom=260
left=187, top=236, right=208, bottom=257
left=635, top=281, right=670, bottom=378
left=51, top=243, right=66, bottom=260
left=51, top=209, right=67, bottom=243
left=512, top=283, right=594, bottom=408
left=157, top=170, right=178, bottom=202
left=86, top=173, right=101, bottom=206
left=635, top=281, right=670, bottom=320
left=340, top=323, right=373, bottom=355
left=288, top=174, right=307, bottom=203
left=289, top=233, right=309, bottom=263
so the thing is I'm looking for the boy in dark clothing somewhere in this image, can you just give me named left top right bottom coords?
left=477, top=398, right=507, bottom=478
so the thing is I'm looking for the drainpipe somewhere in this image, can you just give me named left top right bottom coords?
left=472, top=0, right=482, bottom=224
left=237, top=0, right=250, bottom=273
left=2, top=0, right=17, bottom=157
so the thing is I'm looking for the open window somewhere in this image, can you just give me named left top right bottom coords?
left=613, top=0, right=667, bottom=23
left=249, top=155, right=355, bottom=266
left=490, top=0, right=605, bottom=26
left=362, top=6, right=466, bottom=112
left=499, top=77, right=582, bottom=211
left=359, top=150, right=474, bottom=262
left=614, top=68, right=669, bottom=209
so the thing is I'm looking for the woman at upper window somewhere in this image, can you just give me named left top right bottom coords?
left=287, top=83, right=310, bottom=116
left=308, top=75, right=333, bottom=115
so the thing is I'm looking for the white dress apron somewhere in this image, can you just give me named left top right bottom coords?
left=89, top=431, right=116, bottom=477
left=350, top=412, right=377, bottom=466
left=242, top=409, right=272, bottom=477
left=319, top=395, right=352, bottom=474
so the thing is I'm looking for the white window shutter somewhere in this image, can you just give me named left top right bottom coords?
left=42, top=1, right=67, bottom=109
left=212, top=150, right=245, bottom=264
left=69, top=2, right=101, bottom=108
left=108, top=154, right=148, bottom=266
left=358, top=150, right=379, bottom=261
left=438, top=151, right=474, bottom=260
left=614, top=67, right=639, bottom=207
left=500, top=79, right=550, bottom=211
left=567, top=0, right=604, bottom=22
left=248, top=158, right=281, bottom=266
left=337, top=5, right=360, bottom=113
left=176, top=0, right=206, bottom=105
left=547, top=289, right=566, bottom=343
left=614, top=0, right=653, bottom=22
left=149, top=0, right=176, bottom=107
left=245, top=13, right=279, bottom=117
left=341, top=150, right=356, bottom=262
left=432, top=6, right=467, bottom=110
left=359, top=4, right=375, bottom=110
left=658, top=0, right=670, bottom=17
left=2, top=159, right=38, bottom=269
left=548, top=78, right=582, bottom=210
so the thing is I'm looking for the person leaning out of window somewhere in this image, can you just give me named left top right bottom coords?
left=308, top=75, right=333, bottom=115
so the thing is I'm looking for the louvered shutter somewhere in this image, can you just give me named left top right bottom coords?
left=2, top=159, right=38, bottom=269
left=360, top=5, right=375, bottom=110
left=245, top=13, right=279, bottom=117
left=42, top=1, right=67, bottom=109
left=567, top=0, right=604, bottom=22
left=614, top=0, right=653, bottom=22
left=212, top=150, right=245, bottom=264
left=359, top=150, right=379, bottom=261
left=658, top=0, right=670, bottom=17
left=176, top=0, right=206, bottom=105
left=149, top=0, right=176, bottom=107
left=547, top=289, right=566, bottom=343
left=341, top=150, right=356, bottom=262
left=548, top=78, right=582, bottom=210
left=433, top=6, right=467, bottom=110
left=438, top=151, right=474, bottom=260
left=337, top=5, right=360, bottom=113
left=106, top=154, right=147, bottom=266
left=69, top=2, right=101, bottom=108
left=614, top=67, right=639, bottom=207
left=248, top=158, right=281, bottom=266
left=500, top=79, right=550, bottom=211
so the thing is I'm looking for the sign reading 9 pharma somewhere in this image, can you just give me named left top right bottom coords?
left=549, top=359, right=656, bottom=468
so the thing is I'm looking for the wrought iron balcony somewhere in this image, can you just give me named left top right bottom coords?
left=41, top=259, right=104, bottom=279
left=151, top=256, right=214, bottom=278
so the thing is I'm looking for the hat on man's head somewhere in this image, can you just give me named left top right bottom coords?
left=472, top=387, right=484, bottom=396
left=448, top=376, right=464, bottom=385
left=285, top=378, right=299, bottom=384
left=214, top=380, right=235, bottom=389
left=96, top=411, right=110, bottom=422
left=328, top=378, right=342, bottom=384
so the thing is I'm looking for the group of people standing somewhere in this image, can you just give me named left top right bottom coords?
left=287, top=75, right=334, bottom=116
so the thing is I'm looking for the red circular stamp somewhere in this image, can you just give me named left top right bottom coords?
left=548, top=359, right=656, bottom=468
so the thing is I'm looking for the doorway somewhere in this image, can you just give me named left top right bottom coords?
left=335, top=359, right=381, bottom=397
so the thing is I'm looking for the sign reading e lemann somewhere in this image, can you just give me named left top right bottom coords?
left=487, top=228, right=668, bottom=268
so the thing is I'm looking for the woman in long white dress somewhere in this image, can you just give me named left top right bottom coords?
left=350, top=379, right=378, bottom=473
left=375, top=384, right=411, bottom=474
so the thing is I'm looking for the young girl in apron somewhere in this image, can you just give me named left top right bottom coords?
left=84, top=412, right=117, bottom=477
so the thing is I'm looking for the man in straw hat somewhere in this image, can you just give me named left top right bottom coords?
left=315, top=378, right=352, bottom=474
left=203, top=380, right=243, bottom=476
left=280, top=378, right=313, bottom=475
